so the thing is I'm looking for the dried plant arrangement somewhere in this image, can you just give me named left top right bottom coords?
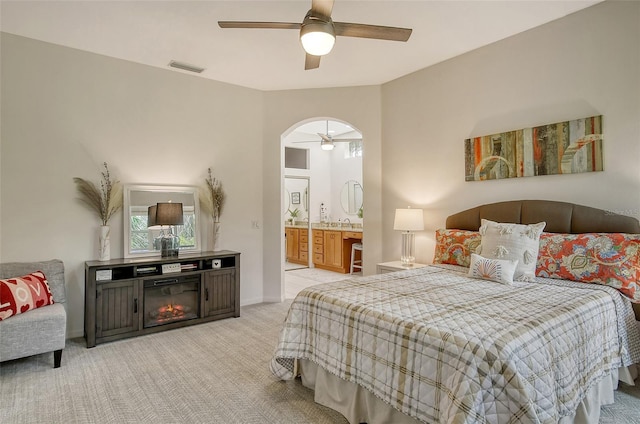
left=73, top=162, right=123, bottom=226
left=200, top=168, right=226, bottom=222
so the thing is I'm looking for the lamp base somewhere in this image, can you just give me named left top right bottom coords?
left=400, top=231, right=415, bottom=266
left=160, top=233, right=180, bottom=258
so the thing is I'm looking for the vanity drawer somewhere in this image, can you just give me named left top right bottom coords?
left=314, top=236, right=324, bottom=245
left=313, top=253, right=323, bottom=264
left=299, top=251, right=308, bottom=261
left=300, top=232, right=308, bottom=243
left=342, top=231, right=362, bottom=240
left=300, top=242, right=308, bottom=252
left=313, top=244, right=324, bottom=254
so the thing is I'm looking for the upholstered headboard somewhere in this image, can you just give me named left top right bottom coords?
left=446, top=200, right=640, bottom=234
left=446, top=199, right=640, bottom=320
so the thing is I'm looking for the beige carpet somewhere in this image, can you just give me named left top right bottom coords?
left=0, top=301, right=347, bottom=424
left=1, top=300, right=639, bottom=423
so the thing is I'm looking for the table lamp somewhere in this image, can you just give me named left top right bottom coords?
left=154, top=202, right=184, bottom=257
left=393, top=207, right=424, bottom=266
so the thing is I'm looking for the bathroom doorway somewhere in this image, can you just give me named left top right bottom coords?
left=282, top=118, right=363, bottom=297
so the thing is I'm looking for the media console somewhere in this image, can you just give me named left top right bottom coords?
left=84, top=251, right=240, bottom=347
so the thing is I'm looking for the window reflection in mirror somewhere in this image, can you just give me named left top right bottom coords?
left=124, top=185, right=201, bottom=258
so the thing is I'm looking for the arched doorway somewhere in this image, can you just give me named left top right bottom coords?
left=281, top=118, right=363, bottom=298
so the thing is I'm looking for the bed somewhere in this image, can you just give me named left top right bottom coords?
left=271, top=200, right=640, bottom=423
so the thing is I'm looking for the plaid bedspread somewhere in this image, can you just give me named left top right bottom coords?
left=270, top=265, right=640, bottom=424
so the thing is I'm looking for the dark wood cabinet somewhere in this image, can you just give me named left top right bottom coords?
left=95, top=279, right=141, bottom=339
left=204, top=268, right=237, bottom=317
left=85, top=251, right=240, bottom=347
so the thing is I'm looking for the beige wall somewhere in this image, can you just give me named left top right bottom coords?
left=1, top=0, right=638, bottom=337
left=0, top=33, right=264, bottom=337
left=381, top=0, right=640, bottom=265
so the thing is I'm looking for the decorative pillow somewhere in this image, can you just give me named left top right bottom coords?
left=433, top=229, right=482, bottom=267
left=468, top=253, right=518, bottom=285
left=537, top=232, right=640, bottom=302
left=0, top=271, right=55, bottom=321
left=478, top=219, right=546, bottom=281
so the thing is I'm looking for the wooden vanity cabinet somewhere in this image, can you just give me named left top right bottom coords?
left=312, top=229, right=362, bottom=273
left=285, top=227, right=299, bottom=261
left=312, top=229, right=324, bottom=265
left=323, top=230, right=343, bottom=268
left=285, top=227, right=309, bottom=265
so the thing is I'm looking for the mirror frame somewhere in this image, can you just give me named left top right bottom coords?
left=123, top=184, right=202, bottom=258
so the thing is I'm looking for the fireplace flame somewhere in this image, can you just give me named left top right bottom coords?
left=151, top=303, right=188, bottom=323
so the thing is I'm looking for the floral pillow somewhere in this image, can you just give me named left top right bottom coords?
left=433, top=229, right=482, bottom=267
left=536, top=232, right=640, bottom=302
left=468, top=253, right=518, bottom=285
left=0, top=271, right=55, bottom=321
left=478, top=219, right=546, bottom=281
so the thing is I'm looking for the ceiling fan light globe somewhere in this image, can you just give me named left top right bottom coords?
left=320, top=139, right=335, bottom=150
left=300, top=23, right=335, bottom=56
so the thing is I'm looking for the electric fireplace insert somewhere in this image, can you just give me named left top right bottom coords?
left=143, top=275, right=200, bottom=328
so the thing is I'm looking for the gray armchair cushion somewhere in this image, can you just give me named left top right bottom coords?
left=0, top=259, right=67, bottom=365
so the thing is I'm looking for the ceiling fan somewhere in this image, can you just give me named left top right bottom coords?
left=218, top=0, right=412, bottom=70
left=291, top=120, right=362, bottom=151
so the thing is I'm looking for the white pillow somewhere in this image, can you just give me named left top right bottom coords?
left=468, top=253, right=518, bottom=285
left=477, top=219, right=546, bottom=281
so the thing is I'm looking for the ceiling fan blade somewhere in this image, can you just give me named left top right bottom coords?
left=311, top=0, right=334, bottom=18
left=334, top=22, right=412, bottom=42
left=318, top=133, right=332, bottom=142
left=305, top=54, right=321, bottom=70
left=291, top=138, right=362, bottom=143
left=218, top=21, right=301, bottom=30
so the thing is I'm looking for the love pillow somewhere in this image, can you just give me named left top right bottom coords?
left=0, top=271, right=55, bottom=321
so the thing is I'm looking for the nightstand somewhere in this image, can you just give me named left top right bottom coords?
left=376, top=261, right=428, bottom=274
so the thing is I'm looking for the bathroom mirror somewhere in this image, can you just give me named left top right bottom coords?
left=340, top=180, right=363, bottom=215
left=284, top=177, right=309, bottom=216
left=123, top=184, right=201, bottom=258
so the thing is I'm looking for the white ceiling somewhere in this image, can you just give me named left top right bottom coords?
left=1, top=0, right=601, bottom=91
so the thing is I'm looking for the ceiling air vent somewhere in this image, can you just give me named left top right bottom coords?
left=168, top=60, right=205, bottom=73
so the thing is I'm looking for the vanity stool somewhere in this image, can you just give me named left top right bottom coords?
left=350, top=243, right=363, bottom=274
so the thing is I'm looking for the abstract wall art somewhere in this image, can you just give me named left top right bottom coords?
left=464, top=115, right=603, bottom=182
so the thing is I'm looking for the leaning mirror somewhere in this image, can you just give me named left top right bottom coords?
left=340, top=180, right=363, bottom=215
left=123, top=184, right=201, bottom=258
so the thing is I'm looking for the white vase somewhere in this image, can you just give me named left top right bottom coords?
left=212, top=221, right=221, bottom=251
left=98, top=225, right=111, bottom=261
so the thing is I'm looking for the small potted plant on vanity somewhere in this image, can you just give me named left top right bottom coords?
left=289, top=208, right=300, bottom=225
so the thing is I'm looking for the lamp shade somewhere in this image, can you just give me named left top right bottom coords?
left=393, top=208, right=424, bottom=231
left=147, top=205, right=157, bottom=227
left=155, top=202, right=184, bottom=226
